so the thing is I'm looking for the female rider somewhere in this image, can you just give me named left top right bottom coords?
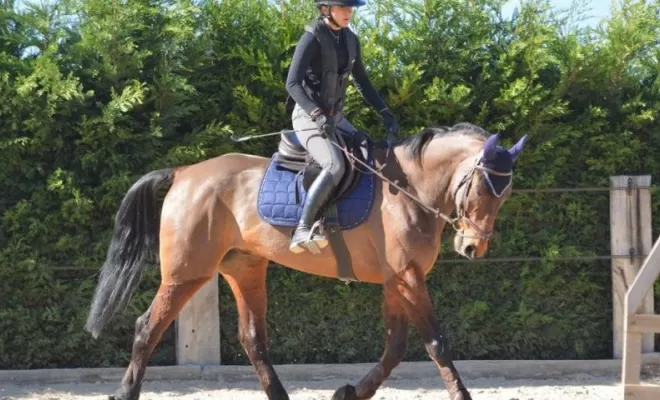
left=284, top=0, right=400, bottom=254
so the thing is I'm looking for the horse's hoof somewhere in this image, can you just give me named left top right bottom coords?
left=451, top=389, right=472, bottom=400
left=331, top=384, right=358, bottom=400
left=108, top=388, right=136, bottom=400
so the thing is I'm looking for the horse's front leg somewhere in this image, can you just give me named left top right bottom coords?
left=331, top=286, right=409, bottom=400
left=395, top=264, right=471, bottom=400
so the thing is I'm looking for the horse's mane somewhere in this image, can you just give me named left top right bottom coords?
left=401, top=122, right=489, bottom=165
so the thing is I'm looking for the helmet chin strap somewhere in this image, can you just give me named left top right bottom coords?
left=320, top=6, right=341, bottom=29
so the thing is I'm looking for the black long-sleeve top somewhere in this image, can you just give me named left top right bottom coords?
left=285, top=27, right=388, bottom=117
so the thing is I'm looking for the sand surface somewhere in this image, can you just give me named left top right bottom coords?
left=2, top=374, right=654, bottom=400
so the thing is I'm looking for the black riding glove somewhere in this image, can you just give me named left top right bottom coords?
left=313, top=113, right=336, bottom=139
left=380, top=109, right=400, bottom=146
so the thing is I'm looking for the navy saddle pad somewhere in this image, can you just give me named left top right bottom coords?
left=257, top=154, right=376, bottom=229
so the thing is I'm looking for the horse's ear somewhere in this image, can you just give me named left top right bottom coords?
left=508, top=134, right=528, bottom=162
left=483, top=133, right=499, bottom=160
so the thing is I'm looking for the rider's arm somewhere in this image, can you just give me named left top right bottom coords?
left=286, top=32, right=323, bottom=118
left=351, top=37, right=389, bottom=115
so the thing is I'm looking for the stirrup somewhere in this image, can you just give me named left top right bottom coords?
left=289, top=220, right=327, bottom=254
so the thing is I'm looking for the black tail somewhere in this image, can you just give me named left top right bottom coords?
left=85, top=168, right=175, bottom=338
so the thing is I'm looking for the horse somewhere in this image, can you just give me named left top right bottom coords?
left=84, top=121, right=528, bottom=400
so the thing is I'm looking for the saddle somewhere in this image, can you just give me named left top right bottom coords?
left=274, top=128, right=375, bottom=282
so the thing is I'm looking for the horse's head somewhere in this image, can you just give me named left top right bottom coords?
left=450, top=133, right=527, bottom=259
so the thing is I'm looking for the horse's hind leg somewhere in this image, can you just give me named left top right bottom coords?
left=332, top=285, right=409, bottom=400
left=110, top=275, right=212, bottom=400
left=220, top=252, right=288, bottom=400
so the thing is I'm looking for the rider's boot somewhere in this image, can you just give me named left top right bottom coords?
left=289, top=169, right=337, bottom=254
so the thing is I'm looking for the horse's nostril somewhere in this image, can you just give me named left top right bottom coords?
left=464, top=244, right=476, bottom=258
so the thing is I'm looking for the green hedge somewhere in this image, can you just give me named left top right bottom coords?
left=1, top=0, right=659, bottom=369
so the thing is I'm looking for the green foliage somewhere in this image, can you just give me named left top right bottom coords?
left=1, top=0, right=659, bottom=369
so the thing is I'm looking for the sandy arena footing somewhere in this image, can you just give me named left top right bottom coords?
left=2, top=355, right=659, bottom=400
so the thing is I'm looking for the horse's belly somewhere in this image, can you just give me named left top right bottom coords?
left=263, top=236, right=385, bottom=284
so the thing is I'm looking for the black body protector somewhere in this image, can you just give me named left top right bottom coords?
left=304, top=17, right=357, bottom=117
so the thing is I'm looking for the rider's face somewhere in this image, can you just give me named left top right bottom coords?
left=328, top=6, right=354, bottom=28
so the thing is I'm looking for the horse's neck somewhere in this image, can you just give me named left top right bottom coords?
left=394, top=136, right=482, bottom=216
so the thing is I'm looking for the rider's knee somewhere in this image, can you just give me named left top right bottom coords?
left=323, top=158, right=345, bottom=186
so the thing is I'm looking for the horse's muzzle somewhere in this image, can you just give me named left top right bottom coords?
left=454, top=232, right=489, bottom=259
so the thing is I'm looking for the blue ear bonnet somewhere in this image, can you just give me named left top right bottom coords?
left=479, top=134, right=527, bottom=197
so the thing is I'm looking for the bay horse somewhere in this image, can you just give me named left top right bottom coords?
left=84, top=122, right=528, bottom=400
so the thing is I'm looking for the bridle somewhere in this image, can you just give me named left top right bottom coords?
left=450, top=151, right=512, bottom=240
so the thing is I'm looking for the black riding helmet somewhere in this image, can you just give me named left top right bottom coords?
left=316, top=0, right=365, bottom=28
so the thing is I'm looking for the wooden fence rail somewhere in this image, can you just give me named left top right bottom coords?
left=174, top=175, right=657, bottom=367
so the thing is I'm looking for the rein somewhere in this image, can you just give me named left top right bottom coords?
left=330, top=127, right=510, bottom=240
left=328, top=136, right=450, bottom=221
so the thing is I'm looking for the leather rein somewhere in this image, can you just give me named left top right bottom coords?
left=330, top=127, right=511, bottom=241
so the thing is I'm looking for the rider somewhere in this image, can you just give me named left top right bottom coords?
left=284, top=0, right=400, bottom=254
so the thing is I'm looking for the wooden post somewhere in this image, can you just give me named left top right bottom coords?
left=610, top=175, right=654, bottom=359
left=175, top=273, right=221, bottom=365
